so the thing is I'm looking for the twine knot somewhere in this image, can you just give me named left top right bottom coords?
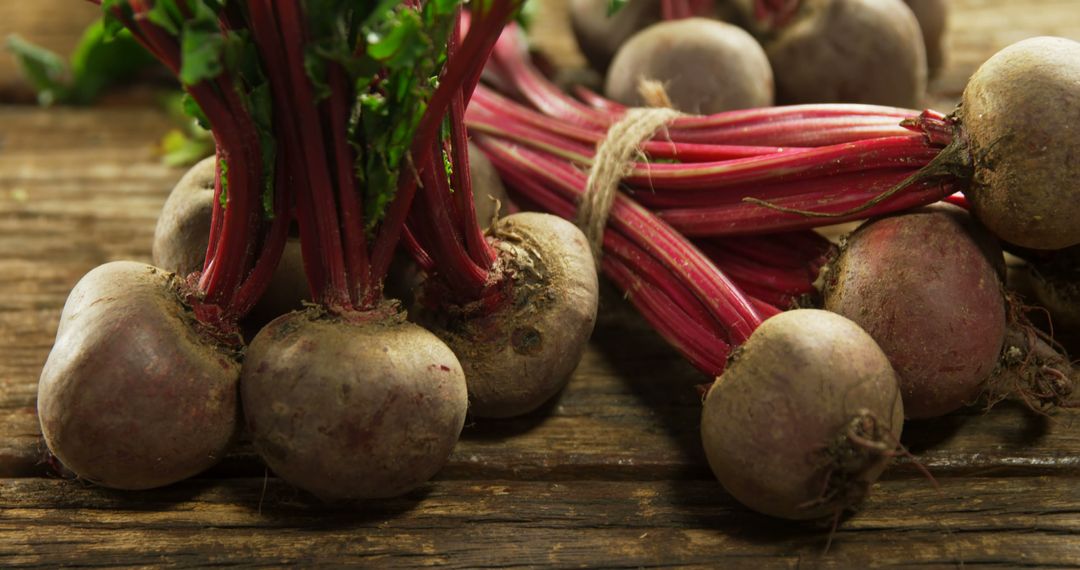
left=577, top=82, right=681, bottom=264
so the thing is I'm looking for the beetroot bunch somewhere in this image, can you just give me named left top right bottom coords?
left=38, top=0, right=603, bottom=501
left=466, top=20, right=1080, bottom=521
left=36, top=0, right=1080, bottom=530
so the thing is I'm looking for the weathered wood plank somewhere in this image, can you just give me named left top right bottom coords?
left=2, top=477, right=1079, bottom=568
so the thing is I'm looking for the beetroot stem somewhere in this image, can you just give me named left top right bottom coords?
left=402, top=225, right=436, bottom=274
left=446, top=17, right=496, bottom=270
left=700, top=245, right=817, bottom=296
left=414, top=139, right=489, bottom=299
left=449, top=89, right=497, bottom=269
left=487, top=22, right=915, bottom=134
left=367, top=2, right=517, bottom=299
left=230, top=156, right=291, bottom=317
left=657, top=178, right=954, bottom=236
left=272, top=1, right=350, bottom=308
left=198, top=75, right=263, bottom=309
left=117, top=1, right=287, bottom=327
left=508, top=161, right=726, bottom=332
left=605, top=256, right=732, bottom=373
left=470, top=94, right=805, bottom=163
left=660, top=0, right=717, bottom=19
left=708, top=233, right=832, bottom=272
left=326, top=63, right=370, bottom=301
left=502, top=165, right=734, bottom=373
left=246, top=1, right=328, bottom=302
left=477, top=136, right=764, bottom=346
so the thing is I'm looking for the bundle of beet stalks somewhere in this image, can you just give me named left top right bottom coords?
left=466, top=22, right=1080, bottom=520
left=468, top=21, right=954, bottom=373
left=38, top=0, right=607, bottom=502
left=474, top=20, right=1080, bottom=392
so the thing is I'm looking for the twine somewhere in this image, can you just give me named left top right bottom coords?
left=577, top=81, right=682, bottom=264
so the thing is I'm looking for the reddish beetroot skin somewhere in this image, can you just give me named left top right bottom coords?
left=823, top=205, right=1006, bottom=419
left=241, top=305, right=468, bottom=501
left=702, top=309, right=904, bottom=520
left=38, top=261, right=240, bottom=490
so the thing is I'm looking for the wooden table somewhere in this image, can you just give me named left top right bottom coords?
left=3, top=1, right=1080, bottom=567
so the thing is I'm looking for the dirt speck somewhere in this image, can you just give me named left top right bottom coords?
left=511, top=326, right=543, bottom=356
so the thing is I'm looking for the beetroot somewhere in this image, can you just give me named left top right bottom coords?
left=416, top=212, right=599, bottom=418
left=242, top=306, right=466, bottom=500
left=38, top=262, right=240, bottom=489
left=701, top=309, right=903, bottom=520
left=824, top=205, right=1004, bottom=418
left=395, top=15, right=600, bottom=421
left=472, top=26, right=917, bottom=520
left=37, top=2, right=290, bottom=490
left=479, top=135, right=907, bottom=519
left=232, top=1, right=538, bottom=499
left=824, top=204, right=1074, bottom=418
left=39, top=1, right=529, bottom=500
left=762, top=0, right=927, bottom=108
left=605, top=18, right=774, bottom=113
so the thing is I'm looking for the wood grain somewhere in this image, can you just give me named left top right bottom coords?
left=2, top=477, right=1080, bottom=568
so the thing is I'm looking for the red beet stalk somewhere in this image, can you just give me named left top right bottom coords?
left=243, top=2, right=518, bottom=312
left=486, top=23, right=917, bottom=139
left=113, top=1, right=288, bottom=332
left=752, top=0, right=802, bottom=29
left=474, top=134, right=779, bottom=375
left=661, top=0, right=717, bottom=19
left=467, top=25, right=958, bottom=237
left=367, top=3, right=520, bottom=305
left=469, top=87, right=953, bottom=236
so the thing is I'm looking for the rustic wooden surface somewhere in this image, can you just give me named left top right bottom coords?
left=3, top=0, right=1080, bottom=567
